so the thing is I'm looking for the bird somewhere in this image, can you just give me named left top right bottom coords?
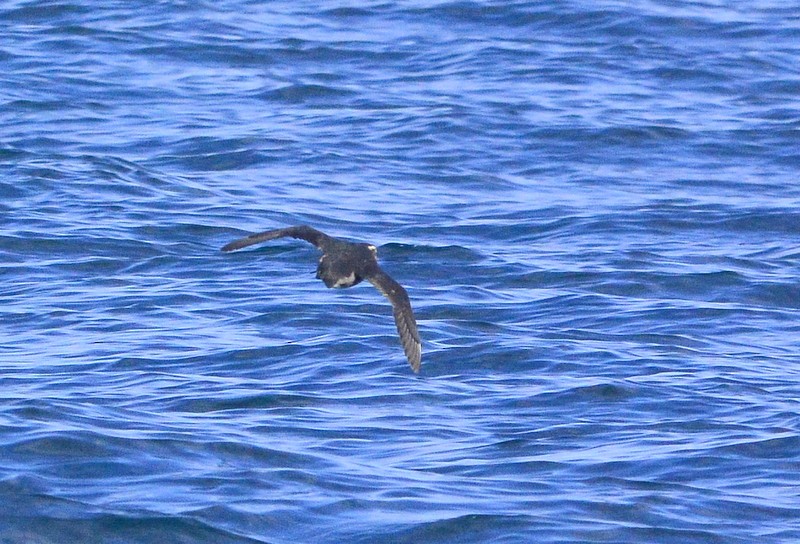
left=221, top=225, right=422, bottom=372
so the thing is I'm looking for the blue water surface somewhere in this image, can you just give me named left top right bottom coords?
left=2, top=1, right=800, bottom=542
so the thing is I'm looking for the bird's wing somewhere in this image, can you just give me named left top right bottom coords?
left=367, top=269, right=422, bottom=372
left=222, top=225, right=334, bottom=252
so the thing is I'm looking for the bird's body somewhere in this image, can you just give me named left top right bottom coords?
left=222, top=225, right=422, bottom=372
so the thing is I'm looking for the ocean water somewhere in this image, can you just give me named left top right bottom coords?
left=2, top=1, right=800, bottom=542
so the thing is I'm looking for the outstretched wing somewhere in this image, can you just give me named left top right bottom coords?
left=367, top=269, right=422, bottom=372
left=222, top=225, right=333, bottom=252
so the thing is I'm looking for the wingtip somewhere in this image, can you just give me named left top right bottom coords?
left=221, top=235, right=251, bottom=252
left=408, top=343, right=422, bottom=373
left=221, top=232, right=269, bottom=252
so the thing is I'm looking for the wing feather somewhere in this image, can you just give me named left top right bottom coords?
left=222, top=225, right=332, bottom=252
left=367, top=269, right=422, bottom=372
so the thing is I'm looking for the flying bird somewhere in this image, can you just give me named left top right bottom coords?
left=222, top=225, right=422, bottom=372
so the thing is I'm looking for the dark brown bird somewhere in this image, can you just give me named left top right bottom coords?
left=222, top=225, right=422, bottom=372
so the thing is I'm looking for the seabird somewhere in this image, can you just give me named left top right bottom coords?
left=222, top=225, right=422, bottom=372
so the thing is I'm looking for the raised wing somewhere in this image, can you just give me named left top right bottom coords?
left=222, top=225, right=333, bottom=252
left=367, top=269, right=422, bottom=372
